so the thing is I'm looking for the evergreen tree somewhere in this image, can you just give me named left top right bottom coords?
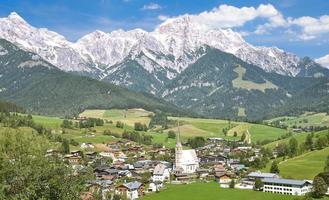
left=305, top=134, right=313, bottom=150
left=254, top=178, right=264, bottom=190
left=312, top=176, right=327, bottom=198
left=61, top=139, right=70, bottom=154
left=288, top=137, right=298, bottom=157
left=229, top=179, right=235, bottom=189
left=241, top=132, right=247, bottom=142
left=270, top=160, right=280, bottom=174
left=324, top=155, right=329, bottom=172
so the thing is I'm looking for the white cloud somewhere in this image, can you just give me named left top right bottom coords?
left=162, top=4, right=285, bottom=30
left=158, top=15, right=168, bottom=21
left=315, top=54, right=329, bottom=68
left=289, top=15, right=329, bottom=40
left=159, top=3, right=329, bottom=41
left=142, top=3, right=162, bottom=10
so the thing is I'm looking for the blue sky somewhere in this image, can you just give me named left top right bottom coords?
left=0, top=0, right=329, bottom=58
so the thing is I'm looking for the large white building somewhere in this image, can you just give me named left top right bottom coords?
left=262, top=178, right=312, bottom=196
left=173, top=126, right=199, bottom=175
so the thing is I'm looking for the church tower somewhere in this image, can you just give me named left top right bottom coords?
left=174, top=122, right=183, bottom=171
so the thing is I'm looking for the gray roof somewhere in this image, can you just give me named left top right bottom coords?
left=87, top=180, right=113, bottom=188
left=262, top=178, right=312, bottom=186
left=248, top=172, right=278, bottom=178
left=153, top=164, right=168, bottom=175
left=123, top=181, right=143, bottom=190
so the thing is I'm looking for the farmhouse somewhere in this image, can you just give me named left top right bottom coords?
left=262, top=178, right=312, bottom=196
left=116, top=181, right=144, bottom=200
left=152, top=163, right=170, bottom=182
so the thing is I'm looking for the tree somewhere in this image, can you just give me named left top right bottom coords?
left=305, top=134, right=313, bottom=150
left=315, top=137, right=328, bottom=150
left=61, top=139, right=70, bottom=154
left=168, top=130, right=176, bottom=139
left=233, top=131, right=238, bottom=137
left=288, top=137, right=298, bottom=157
left=312, top=176, right=327, bottom=198
left=270, top=160, right=280, bottom=174
left=229, top=179, right=235, bottom=188
left=324, top=155, right=329, bottom=172
left=241, top=132, right=246, bottom=142
left=116, top=121, right=124, bottom=128
left=0, top=131, right=90, bottom=199
left=188, top=137, right=206, bottom=148
left=254, top=178, right=264, bottom=190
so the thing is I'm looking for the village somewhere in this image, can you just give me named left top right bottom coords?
left=45, top=117, right=320, bottom=200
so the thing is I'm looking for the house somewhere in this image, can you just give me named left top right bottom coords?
left=215, top=173, right=232, bottom=184
left=152, top=163, right=170, bottom=182
left=262, top=178, right=312, bottom=196
left=64, top=154, right=81, bottom=164
left=196, top=168, right=210, bottom=179
left=207, top=137, right=224, bottom=143
left=200, top=154, right=227, bottom=164
left=86, top=180, right=114, bottom=196
left=45, top=149, right=60, bottom=157
left=81, top=143, right=95, bottom=149
left=85, top=152, right=97, bottom=160
left=148, top=181, right=164, bottom=192
left=116, top=181, right=144, bottom=200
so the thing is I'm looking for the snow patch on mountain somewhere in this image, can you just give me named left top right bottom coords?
left=0, top=12, right=318, bottom=81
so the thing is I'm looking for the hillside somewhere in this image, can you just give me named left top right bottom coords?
left=160, top=48, right=329, bottom=120
left=0, top=39, right=185, bottom=117
left=277, top=147, right=329, bottom=179
left=79, top=108, right=288, bottom=147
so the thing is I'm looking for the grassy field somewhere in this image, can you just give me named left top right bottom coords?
left=232, top=65, right=278, bottom=92
left=264, top=129, right=329, bottom=149
left=30, top=108, right=290, bottom=150
left=32, top=115, right=63, bottom=128
left=142, top=182, right=303, bottom=200
left=80, top=108, right=152, bottom=126
left=266, top=112, right=329, bottom=128
left=277, top=147, right=329, bottom=179
left=77, top=109, right=288, bottom=146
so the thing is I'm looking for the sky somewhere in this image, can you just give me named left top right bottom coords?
left=0, top=0, right=329, bottom=58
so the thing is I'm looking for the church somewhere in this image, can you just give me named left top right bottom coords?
left=173, top=125, right=199, bottom=175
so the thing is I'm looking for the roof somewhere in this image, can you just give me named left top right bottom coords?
left=123, top=181, right=143, bottom=190
left=262, top=178, right=312, bottom=186
left=248, top=172, right=278, bottom=178
left=153, top=164, right=168, bottom=175
left=181, top=149, right=198, bottom=165
left=87, top=180, right=113, bottom=188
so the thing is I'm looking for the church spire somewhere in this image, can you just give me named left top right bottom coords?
left=176, top=121, right=182, bottom=147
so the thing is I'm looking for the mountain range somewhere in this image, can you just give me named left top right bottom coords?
left=0, top=12, right=329, bottom=120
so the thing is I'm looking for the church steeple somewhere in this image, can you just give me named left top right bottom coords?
left=174, top=121, right=183, bottom=171
left=176, top=121, right=182, bottom=148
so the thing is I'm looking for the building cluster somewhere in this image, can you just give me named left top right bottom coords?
left=46, top=131, right=315, bottom=199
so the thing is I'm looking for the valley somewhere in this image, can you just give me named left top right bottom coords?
left=0, top=2, right=329, bottom=200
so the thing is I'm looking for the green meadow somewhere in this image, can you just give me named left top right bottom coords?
left=278, top=147, right=329, bottom=179
left=142, top=182, right=304, bottom=200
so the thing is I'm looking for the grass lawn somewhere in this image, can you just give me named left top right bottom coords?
left=142, top=182, right=301, bottom=200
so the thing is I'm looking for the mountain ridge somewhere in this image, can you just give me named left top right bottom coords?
left=1, top=12, right=325, bottom=81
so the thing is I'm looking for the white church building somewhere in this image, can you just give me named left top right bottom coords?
left=173, top=125, right=199, bottom=175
